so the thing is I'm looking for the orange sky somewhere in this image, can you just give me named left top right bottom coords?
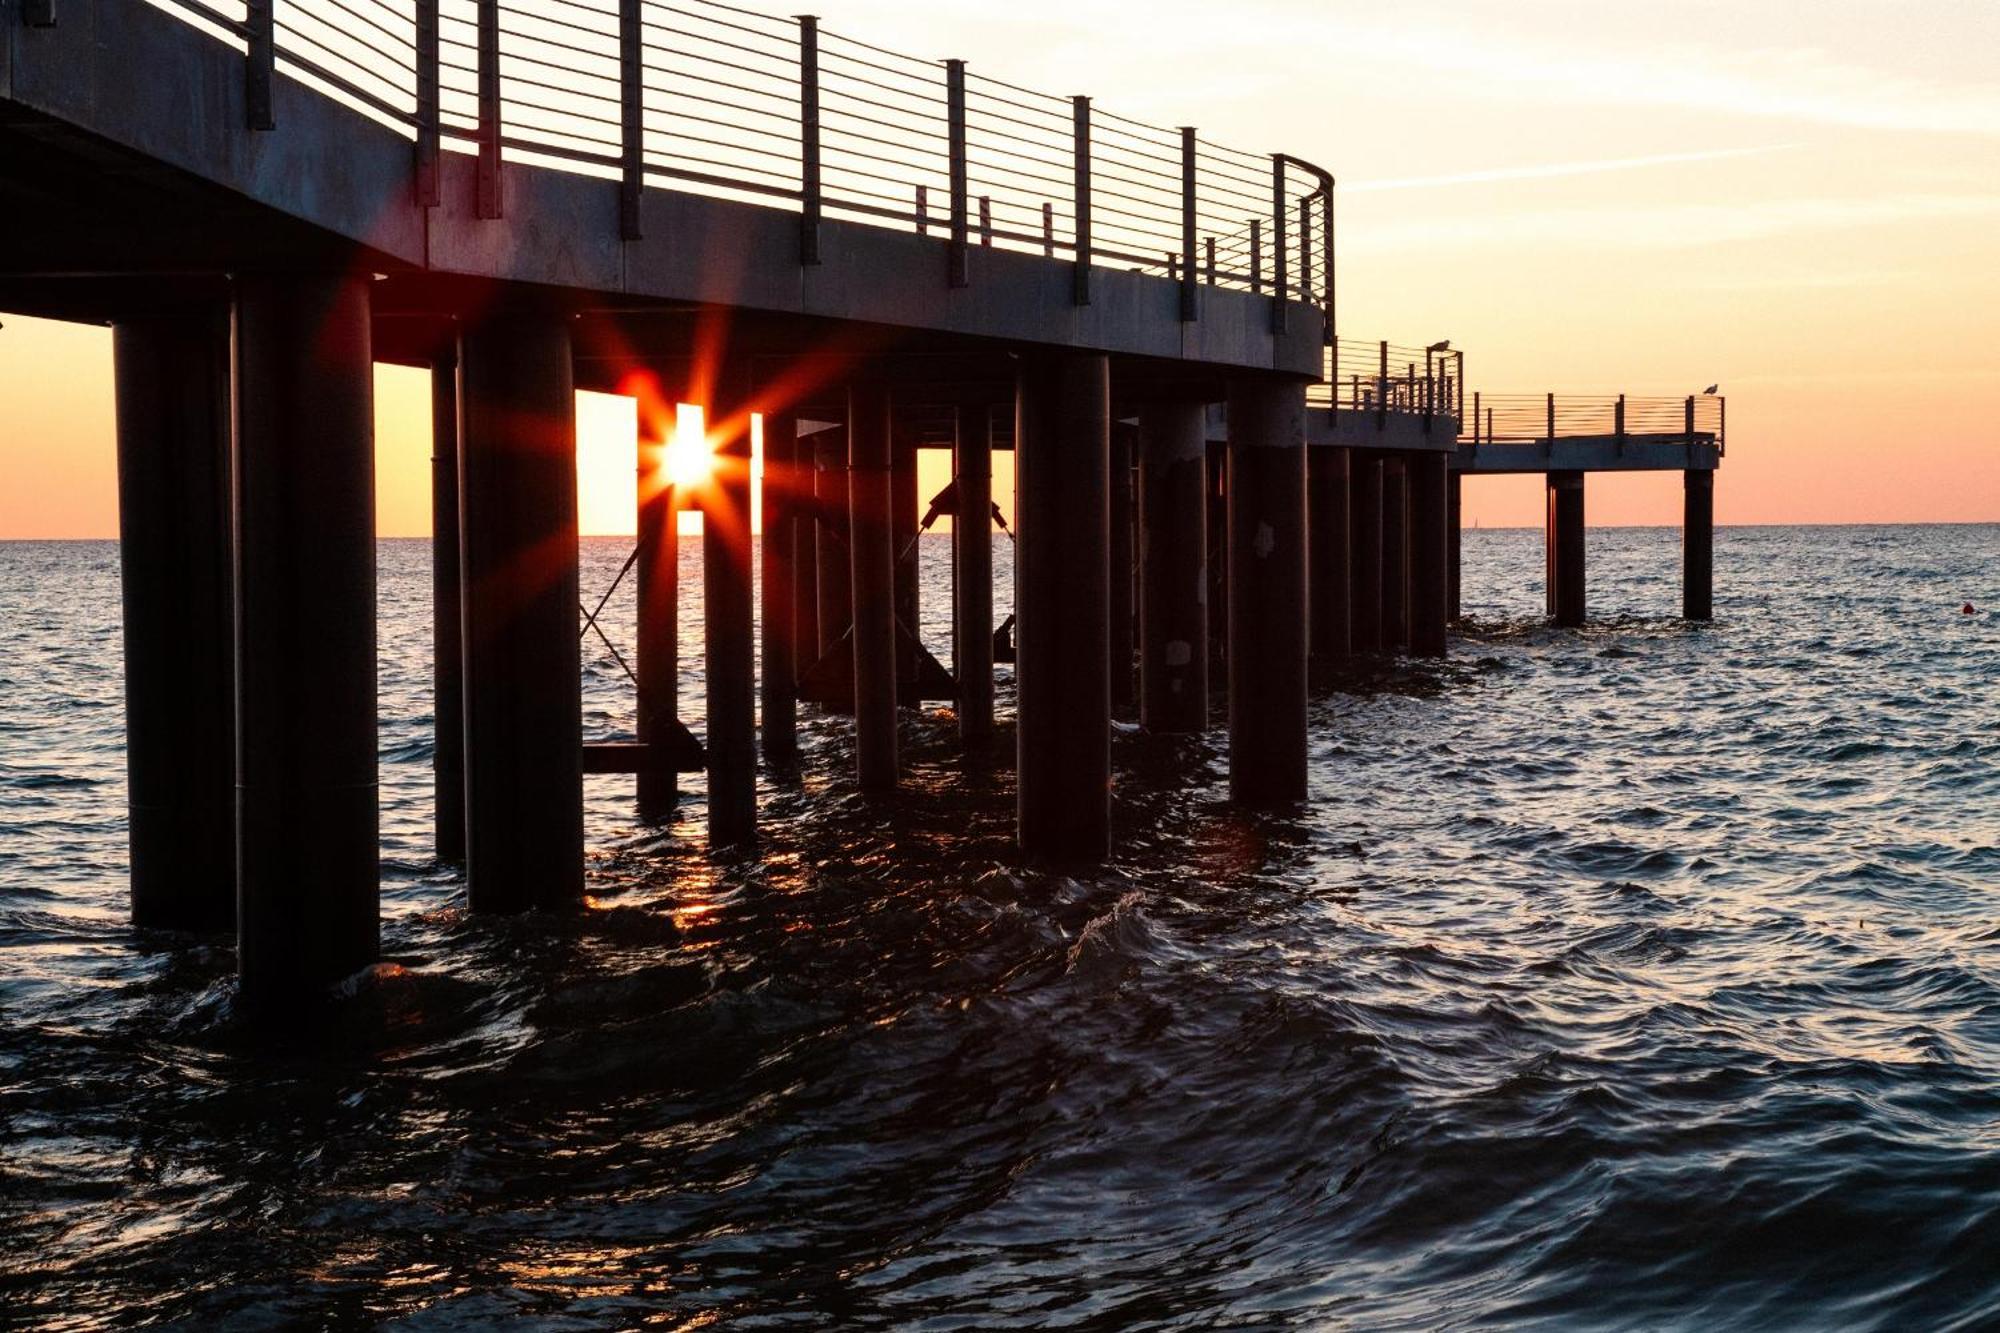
left=3, top=0, right=1996, bottom=536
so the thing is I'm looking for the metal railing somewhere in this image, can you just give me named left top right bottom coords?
left=1464, top=392, right=1725, bottom=451
left=1309, top=338, right=1463, bottom=425
left=139, top=0, right=1336, bottom=333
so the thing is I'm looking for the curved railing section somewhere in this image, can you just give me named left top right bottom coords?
left=1466, top=393, right=1725, bottom=451
left=139, top=0, right=1336, bottom=336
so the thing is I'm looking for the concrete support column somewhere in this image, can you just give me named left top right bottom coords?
left=704, top=373, right=758, bottom=846
left=760, top=408, right=800, bottom=762
left=1107, top=419, right=1137, bottom=714
left=892, top=417, right=921, bottom=688
left=1226, top=376, right=1309, bottom=805
left=459, top=310, right=584, bottom=910
left=232, top=274, right=379, bottom=1004
left=1016, top=352, right=1111, bottom=860
left=952, top=395, right=995, bottom=746
left=849, top=382, right=898, bottom=791
left=430, top=347, right=466, bottom=863
left=1307, top=443, right=1352, bottom=665
left=1546, top=469, right=1586, bottom=627
left=635, top=398, right=679, bottom=821
left=1349, top=454, right=1383, bottom=654
left=815, top=430, right=851, bottom=666
left=112, top=312, right=235, bottom=933
left=793, top=427, right=821, bottom=687
left=1446, top=468, right=1462, bottom=623
left=1137, top=399, right=1208, bottom=733
left=1683, top=468, right=1714, bottom=621
left=1407, top=452, right=1449, bottom=658
left=1381, top=457, right=1410, bottom=651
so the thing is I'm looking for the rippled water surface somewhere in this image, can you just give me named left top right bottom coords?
left=3, top=525, right=1998, bottom=1330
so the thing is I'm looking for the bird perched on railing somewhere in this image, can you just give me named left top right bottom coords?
left=1702, top=384, right=1719, bottom=394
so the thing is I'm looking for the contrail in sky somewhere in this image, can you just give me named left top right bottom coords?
left=1345, top=145, right=1793, bottom=193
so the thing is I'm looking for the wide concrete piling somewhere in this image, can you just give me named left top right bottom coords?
left=1407, top=452, right=1449, bottom=658
left=1226, top=377, right=1309, bottom=805
left=1137, top=399, right=1208, bottom=733
left=232, top=274, right=379, bottom=1003
left=635, top=405, right=678, bottom=821
left=1546, top=469, right=1586, bottom=626
left=429, top=345, right=466, bottom=863
left=1684, top=468, right=1714, bottom=621
left=760, top=409, right=800, bottom=761
left=1350, top=454, right=1384, bottom=654
left=1446, top=468, right=1462, bottom=623
left=1381, top=457, right=1410, bottom=651
left=1016, top=351, right=1111, bottom=859
left=1307, top=443, right=1351, bottom=665
left=953, top=394, right=995, bottom=745
left=1107, top=419, right=1137, bottom=713
left=459, top=310, right=584, bottom=911
left=704, top=376, right=758, bottom=845
left=113, top=312, right=235, bottom=933
left=849, top=382, right=899, bottom=790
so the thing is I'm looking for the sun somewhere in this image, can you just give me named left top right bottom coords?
left=666, top=402, right=714, bottom=489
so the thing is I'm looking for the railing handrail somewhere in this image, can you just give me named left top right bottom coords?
left=138, top=0, right=1335, bottom=335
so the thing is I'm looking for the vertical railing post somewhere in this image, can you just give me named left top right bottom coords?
left=1179, top=127, right=1197, bottom=323
left=618, top=0, right=643, bottom=240
left=798, top=15, right=821, bottom=265
left=1376, top=339, right=1387, bottom=432
left=1042, top=201, right=1054, bottom=256
left=915, top=184, right=927, bottom=234
left=476, top=0, right=502, bottom=218
left=245, top=0, right=275, bottom=130
left=946, top=59, right=969, bottom=288
left=1615, top=392, right=1626, bottom=454
left=415, top=0, right=441, bottom=205
left=979, top=195, right=992, bottom=247
left=1456, top=350, right=1465, bottom=416
left=1423, top=346, right=1434, bottom=436
left=1297, top=195, right=1312, bottom=304
left=1546, top=391, right=1556, bottom=457
left=1473, top=391, right=1482, bottom=448
left=1685, top=394, right=1695, bottom=445
left=1205, top=236, right=1216, bottom=285
left=1250, top=218, right=1262, bottom=294
left=1072, top=95, right=1092, bottom=306
left=1322, top=179, right=1335, bottom=345
left=1270, top=155, right=1287, bottom=334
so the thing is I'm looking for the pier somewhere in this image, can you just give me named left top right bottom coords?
left=0, top=0, right=1724, bottom=1009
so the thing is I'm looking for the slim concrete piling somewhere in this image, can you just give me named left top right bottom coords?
left=1307, top=443, right=1351, bottom=665
left=1107, top=419, right=1138, bottom=713
left=849, top=382, right=899, bottom=791
left=1407, top=452, right=1449, bottom=658
left=1137, top=399, right=1208, bottom=733
left=112, top=312, right=236, bottom=933
left=1546, top=469, right=1586, bottom=627
left=1381, top=457, right=1410, bottom=651
left=704, top=375, right=758, bottom=845
left=952, top=394, right=995, bottom=745
left=1683, top=468, right=1714, bottom=621
left=1016, top=351, right=1111, bottom=859
left=1226, top=377, right=1309, bottom=804
left=635, top=404, right=679, bottom=821
left=1350, top=454, right=1384, bottom=654
left=760, top=409, right=800, bottom=761
left=459, top=310, right=584, bottom=910
left=429, top=344, right=466, bottom=863
left=815, top=430, right=852, bottom=667
left=1446, top=468, right=1462, bottom=623
left=232, top=274, right=380, bottom=1003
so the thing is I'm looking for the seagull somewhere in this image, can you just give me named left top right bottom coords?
left=1702, top=384, right=1719, bottom=395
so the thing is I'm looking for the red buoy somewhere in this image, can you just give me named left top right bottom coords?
left=1964, top=602, right=1978, bottom=615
